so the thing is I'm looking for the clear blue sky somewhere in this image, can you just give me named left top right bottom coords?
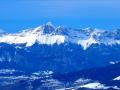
left=0, top=0, right=120, bottom=32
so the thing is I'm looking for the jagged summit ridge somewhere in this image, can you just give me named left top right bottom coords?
left=0, top=23, right=120, bottom=50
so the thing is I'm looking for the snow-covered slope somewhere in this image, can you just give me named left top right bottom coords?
left=0, top=23, right=120, bottom=50
left=0, top=23, right=65, bottom=47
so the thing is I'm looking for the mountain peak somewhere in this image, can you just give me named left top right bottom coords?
left=26, top=22, right=56, bottom=34
left=46, top=22, right=54, bottom=26
left=42, top=22, right=55, bottom=34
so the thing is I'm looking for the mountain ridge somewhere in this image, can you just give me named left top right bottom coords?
left=0, top=23, right=120, bottom=50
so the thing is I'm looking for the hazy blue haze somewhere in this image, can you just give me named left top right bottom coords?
left=0, top=0, right=120, bottom=32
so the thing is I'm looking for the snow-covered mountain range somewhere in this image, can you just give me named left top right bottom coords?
left=0, top=22, right=120, bottom=50
left=0, top=23, right=120, bottom=90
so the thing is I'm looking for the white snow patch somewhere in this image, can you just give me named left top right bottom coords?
left=37, top=35, right=65, bottom=45
left=74, top=78, right=91, bottom=85
left=80, top=82, right=109, bottom=89
left=109, top=61, right=119, bottom=65
left=113, top=76, right=120, bottom=80
left=78, top=37, right=97, bottom=50
left=32, top=71, right=53, bottom=76
left=0, top=69, right=16, bottom=74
